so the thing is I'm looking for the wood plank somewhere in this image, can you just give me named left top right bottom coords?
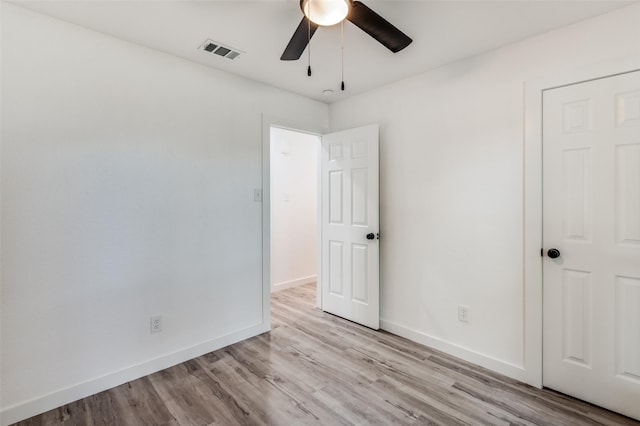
left=12, top=283, right=639, bottom=426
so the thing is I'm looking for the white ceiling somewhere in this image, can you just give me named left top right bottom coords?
left=10, top=0, right=634, bottom=103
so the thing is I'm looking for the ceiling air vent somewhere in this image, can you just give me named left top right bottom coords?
left=199, top=39, right=243, bottom=60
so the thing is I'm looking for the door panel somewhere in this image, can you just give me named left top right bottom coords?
left=615, top=276, right=640, bottom=381
left=543, top=70, right=640, bottom=420
left=329, top=171, right=344, bottom=224
left=351, top=168, right=368, bottom=226
left=561, top=269, right=592, bottom=367
left=563, top=148, right=591, bottom=241
left=321, top=124, right=379, bottom=329
left=328, top=241, right=344, bottom=296
left=616, top=144, right=640, bottom=244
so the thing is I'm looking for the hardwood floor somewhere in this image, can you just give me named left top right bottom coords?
left=13, top=283, right=638, bottom=425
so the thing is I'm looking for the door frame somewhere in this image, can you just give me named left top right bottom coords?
left=261, top=114, right=328, bottom=329
left=523, top=56, right=640, bottom=388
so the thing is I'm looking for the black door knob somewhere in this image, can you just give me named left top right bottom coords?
left=366, top=233, right=375, bottom=240
left=547, top=248, right=561, bottom=259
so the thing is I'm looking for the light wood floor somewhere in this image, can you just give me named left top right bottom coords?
left=14, top=283, right=639, bottom=425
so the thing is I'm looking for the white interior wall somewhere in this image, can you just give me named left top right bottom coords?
left=0, top=4, right=328, bottom=424
left=269, top=128, right=318, bottom=292
left=329, top=3, right=640, bottom=382
left=4, top=1, right=640, bottom=424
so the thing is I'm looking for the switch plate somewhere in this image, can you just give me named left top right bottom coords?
left=253, top=189, right=263, bottom=202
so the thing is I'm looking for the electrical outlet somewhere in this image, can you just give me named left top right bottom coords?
left=458, top=305, right=470, bottom=324
left=150, top=315, right=162, bottom=334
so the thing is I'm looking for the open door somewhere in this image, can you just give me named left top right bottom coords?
left=321, top=124, right=379, bottom=329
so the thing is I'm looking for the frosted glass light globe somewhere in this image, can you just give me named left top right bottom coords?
left=301, top=0, right=350, bottom=26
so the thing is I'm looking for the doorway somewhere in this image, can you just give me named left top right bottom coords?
left=262, top=119, right=381, bottom=330
left=269, top=126, right=321, bottom=302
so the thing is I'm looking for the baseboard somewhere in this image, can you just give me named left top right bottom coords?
left=0, top=322, right=269, bottom=426
left=272, top=275, right=316, bottom=292
left=380, top=319, right=527, bottom=383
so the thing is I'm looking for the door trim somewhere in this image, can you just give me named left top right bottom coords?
left=523, top=56, right=640, bottom=388
left=261, top=114, right=328, bottom=329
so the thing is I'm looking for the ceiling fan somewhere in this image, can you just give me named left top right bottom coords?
left=281, top=0, right=412, bottom=61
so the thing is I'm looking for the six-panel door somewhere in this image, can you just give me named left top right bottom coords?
left=321, top=124, right=379, bottom=330
left=542, top=70, right=640, bottom=420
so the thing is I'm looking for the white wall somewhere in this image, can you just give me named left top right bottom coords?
left=4, top=2, right=640, bottom=423
left=329, top=3, right=640, bottom=382
left=0, top=4, right=328, bottom=424
left=270, top=128, right=318, bottom=292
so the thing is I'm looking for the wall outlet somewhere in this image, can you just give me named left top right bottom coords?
left=458, top=305, right=470, bottom=323
left=150, top=315, right=162, bottom=334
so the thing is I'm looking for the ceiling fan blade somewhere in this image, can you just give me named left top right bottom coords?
left=281, top=17, right=319, bottom=60
left=347, top=1, right=412, bottom=53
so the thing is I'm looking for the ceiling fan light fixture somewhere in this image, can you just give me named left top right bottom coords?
left=301, top=0, right=350, bottom=26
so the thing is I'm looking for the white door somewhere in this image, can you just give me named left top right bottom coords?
left=321, top=124, right=379, bottom=329
left=542, top=70, right=640, bottom=420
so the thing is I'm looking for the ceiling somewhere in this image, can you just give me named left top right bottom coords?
left=10, top=0, right=634, bottom=103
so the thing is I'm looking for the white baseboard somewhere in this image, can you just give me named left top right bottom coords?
left=380, top=319, right=528, bottom=383
left=0, top=322, right=269, bottom=426
left=272, top=275, right=316, bottom=292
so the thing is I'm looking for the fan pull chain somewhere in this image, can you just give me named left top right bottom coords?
left=340, top=21, right=345, bottom=90
left=307, top=8, right=312, bottom=77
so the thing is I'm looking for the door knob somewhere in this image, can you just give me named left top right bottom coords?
left=547, top=248, right=561, bottom=259
left=366, top=233, right=375, bottom=240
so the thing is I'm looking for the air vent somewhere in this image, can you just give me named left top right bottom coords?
left=199, top=39, right=243, bottom=60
